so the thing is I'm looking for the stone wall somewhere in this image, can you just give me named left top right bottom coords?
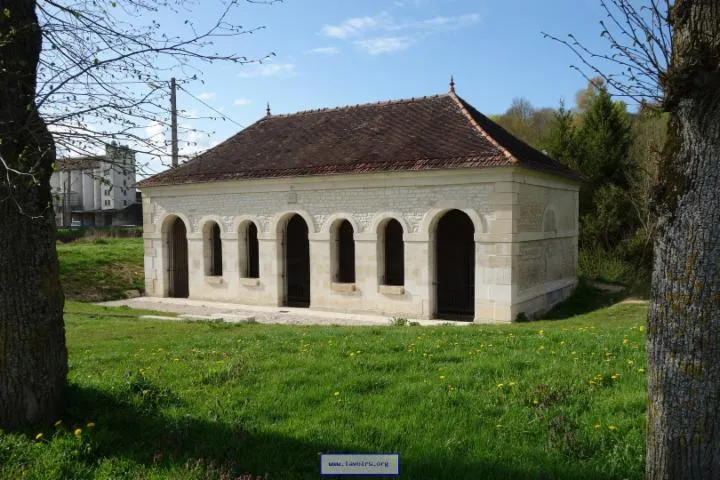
left=510, top=171, right=580, bottom=319
left=142, top=167, right=580, bottom=322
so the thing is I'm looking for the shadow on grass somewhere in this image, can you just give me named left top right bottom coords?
left=59, top=384, right=620, bottom=480
left=540, top=280, right=632, bottom=321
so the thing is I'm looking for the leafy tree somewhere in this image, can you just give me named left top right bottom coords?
left=493, top=98, right=554, bottom=149
left=571, top=89, right=635, bottom=250
left=0, top=0, right=273, bottom=429
left=576, top=89, right=633, bottom=188
left=547, top=1, right=720, bottom=476
left=541, top=100, right=579, bottom=170
left=574, top=76, right=606, bottom=114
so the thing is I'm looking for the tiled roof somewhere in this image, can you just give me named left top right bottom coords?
left=139, top=91, right=579, bottom=187
left=56, top=155, right=103, bottom=171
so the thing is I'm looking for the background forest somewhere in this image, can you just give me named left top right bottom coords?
left=492, top=78, right=665, bottom=295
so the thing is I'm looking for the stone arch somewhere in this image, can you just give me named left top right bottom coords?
left=281, top=213, right=311, bottom=307
left=419, top=208, right=487, bottom=237
left=376, top=216, right=405, bottom=287
left=235, top=217, right=261, bottom=279
left=320, top=213, right=361, bottom=237
left=160, top=214, right=189, bottom=298
left=542, top=205, right=557, bottom=234
left=231, top=215, right=263, bottom=236
left=160, top=212, right=191, bottom=234
left=201, top=217, right=223, bottom=277
left=271, top=210, right=317, bottom=237
left=370, top=212, right=410, bottom=237
left=197, top=214, right=226, bottom=235
left=326, top=216, right=357, bottom=284
left=433, top=209, right=476, bottom=320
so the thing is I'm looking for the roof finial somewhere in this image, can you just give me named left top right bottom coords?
left=449, top=75, right=456, bottom=93
left=266, top=102, right=271, bottom=117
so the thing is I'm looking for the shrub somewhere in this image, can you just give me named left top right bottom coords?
left=578, top=248, right=629, bottom=284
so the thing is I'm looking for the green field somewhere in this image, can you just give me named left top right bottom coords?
left=57, top=238, right=144, bottom=301
left=1, top=299, right=648, bottom=479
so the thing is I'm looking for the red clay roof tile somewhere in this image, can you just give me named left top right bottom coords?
left=139, top=92, right=579, bottom=187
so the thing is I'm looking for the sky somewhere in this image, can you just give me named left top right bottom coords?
left=143, top=0, right=617, bottom=175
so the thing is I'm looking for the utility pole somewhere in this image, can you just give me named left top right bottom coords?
left=170, top=77, right=179, bottom=167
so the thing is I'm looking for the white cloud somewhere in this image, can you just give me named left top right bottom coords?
left=355, top=37, right=412, bottom=55
left=237, top=63, right=296, bottom=78
left=305, top=46, right=341, bottom=55
left=197, top=92, right=216, bottom=101
left=322, top=13, right=391, bottom=39
left=322, top=11, right=480, bottom=54
left=233, top=98, right=252, bottom=107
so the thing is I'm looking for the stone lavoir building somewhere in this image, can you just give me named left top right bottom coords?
left=139, top=84, right=580, bottom=322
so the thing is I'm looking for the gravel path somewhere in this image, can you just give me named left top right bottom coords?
left=98, top=297, right=471, bottom=327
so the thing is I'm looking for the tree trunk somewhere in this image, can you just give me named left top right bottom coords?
left=647, top=1, right=720, bottom=477
left=0, top=0, right=68, bottom=428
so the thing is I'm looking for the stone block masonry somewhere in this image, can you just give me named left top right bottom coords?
left=142, top=167, right=579, bottom=322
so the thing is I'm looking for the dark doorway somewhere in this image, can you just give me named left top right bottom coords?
left=208, top=222, right=223, bottom=276
left=285, top=214, right=310, bottom=307
left=435, top=210, right=475, bottom=320
left=335, top=220, right=355, bottom=283
left=168, top=217, right=188, bottom=298
left=383, top=219, right=404, bottom=286
left=247, top=223, right=259, bottom=278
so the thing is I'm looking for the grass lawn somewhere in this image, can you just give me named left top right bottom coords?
left=57, top=238, right=144, bottom=301
left=0, top=300, right=648, bottom=479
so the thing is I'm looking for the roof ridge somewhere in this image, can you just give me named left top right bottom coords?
left=448, top=91, right=517, bottom=164
left=265, top=93, right=451, bottom=119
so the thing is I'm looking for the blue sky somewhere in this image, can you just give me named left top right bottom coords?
left=147, top=0, right=615, bottom=173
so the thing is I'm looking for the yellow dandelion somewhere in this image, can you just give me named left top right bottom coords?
left=623, top=338, right=629, bottom=345
left=497, top=383, right=504, bottom=388
left=638, top=368, right=646, bottom=373
left=349, top=352, right=355, bottom=357
left=639, top=326, right=645, bottom=332
left=35, top=433, right=44, bottom=441
left=532, top=399, right=539, bottom=405
left=74, top=428, right=82, bottom=437
left=627, top=360, right=634, bottom=365
left=608, top=425, right=617, bottom=431
left=508, top=382, right=516, bottom=387
left=334, top=391, right=340, bottom=396
left=594, top=424, right=601, bottom=429
left=560, top=341, right=566, bottom=345
left=538, top=330, right=544, bottom=336
left=86, top=422, right=95, bottom=428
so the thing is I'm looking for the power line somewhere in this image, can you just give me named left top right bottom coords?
left=178, top=85, right=246, bottom=129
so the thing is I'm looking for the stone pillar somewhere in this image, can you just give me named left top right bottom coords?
left=258, top=236, right=282, bottom=306
left=404, top=234, right=432, bottom=319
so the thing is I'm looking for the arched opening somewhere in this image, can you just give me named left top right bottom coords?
left=435, top=209, right=475, bottom=320
left=379, top=219, right=404, bottom=286
left=238, top=221, right=259, bottom=278
left=166, top=217, right=188, bottom=298
left=332, top=219, right=355, bottom=283
left=203, top=221, right=223, bottom=276
left=284, top=214, right=310, bottom=307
